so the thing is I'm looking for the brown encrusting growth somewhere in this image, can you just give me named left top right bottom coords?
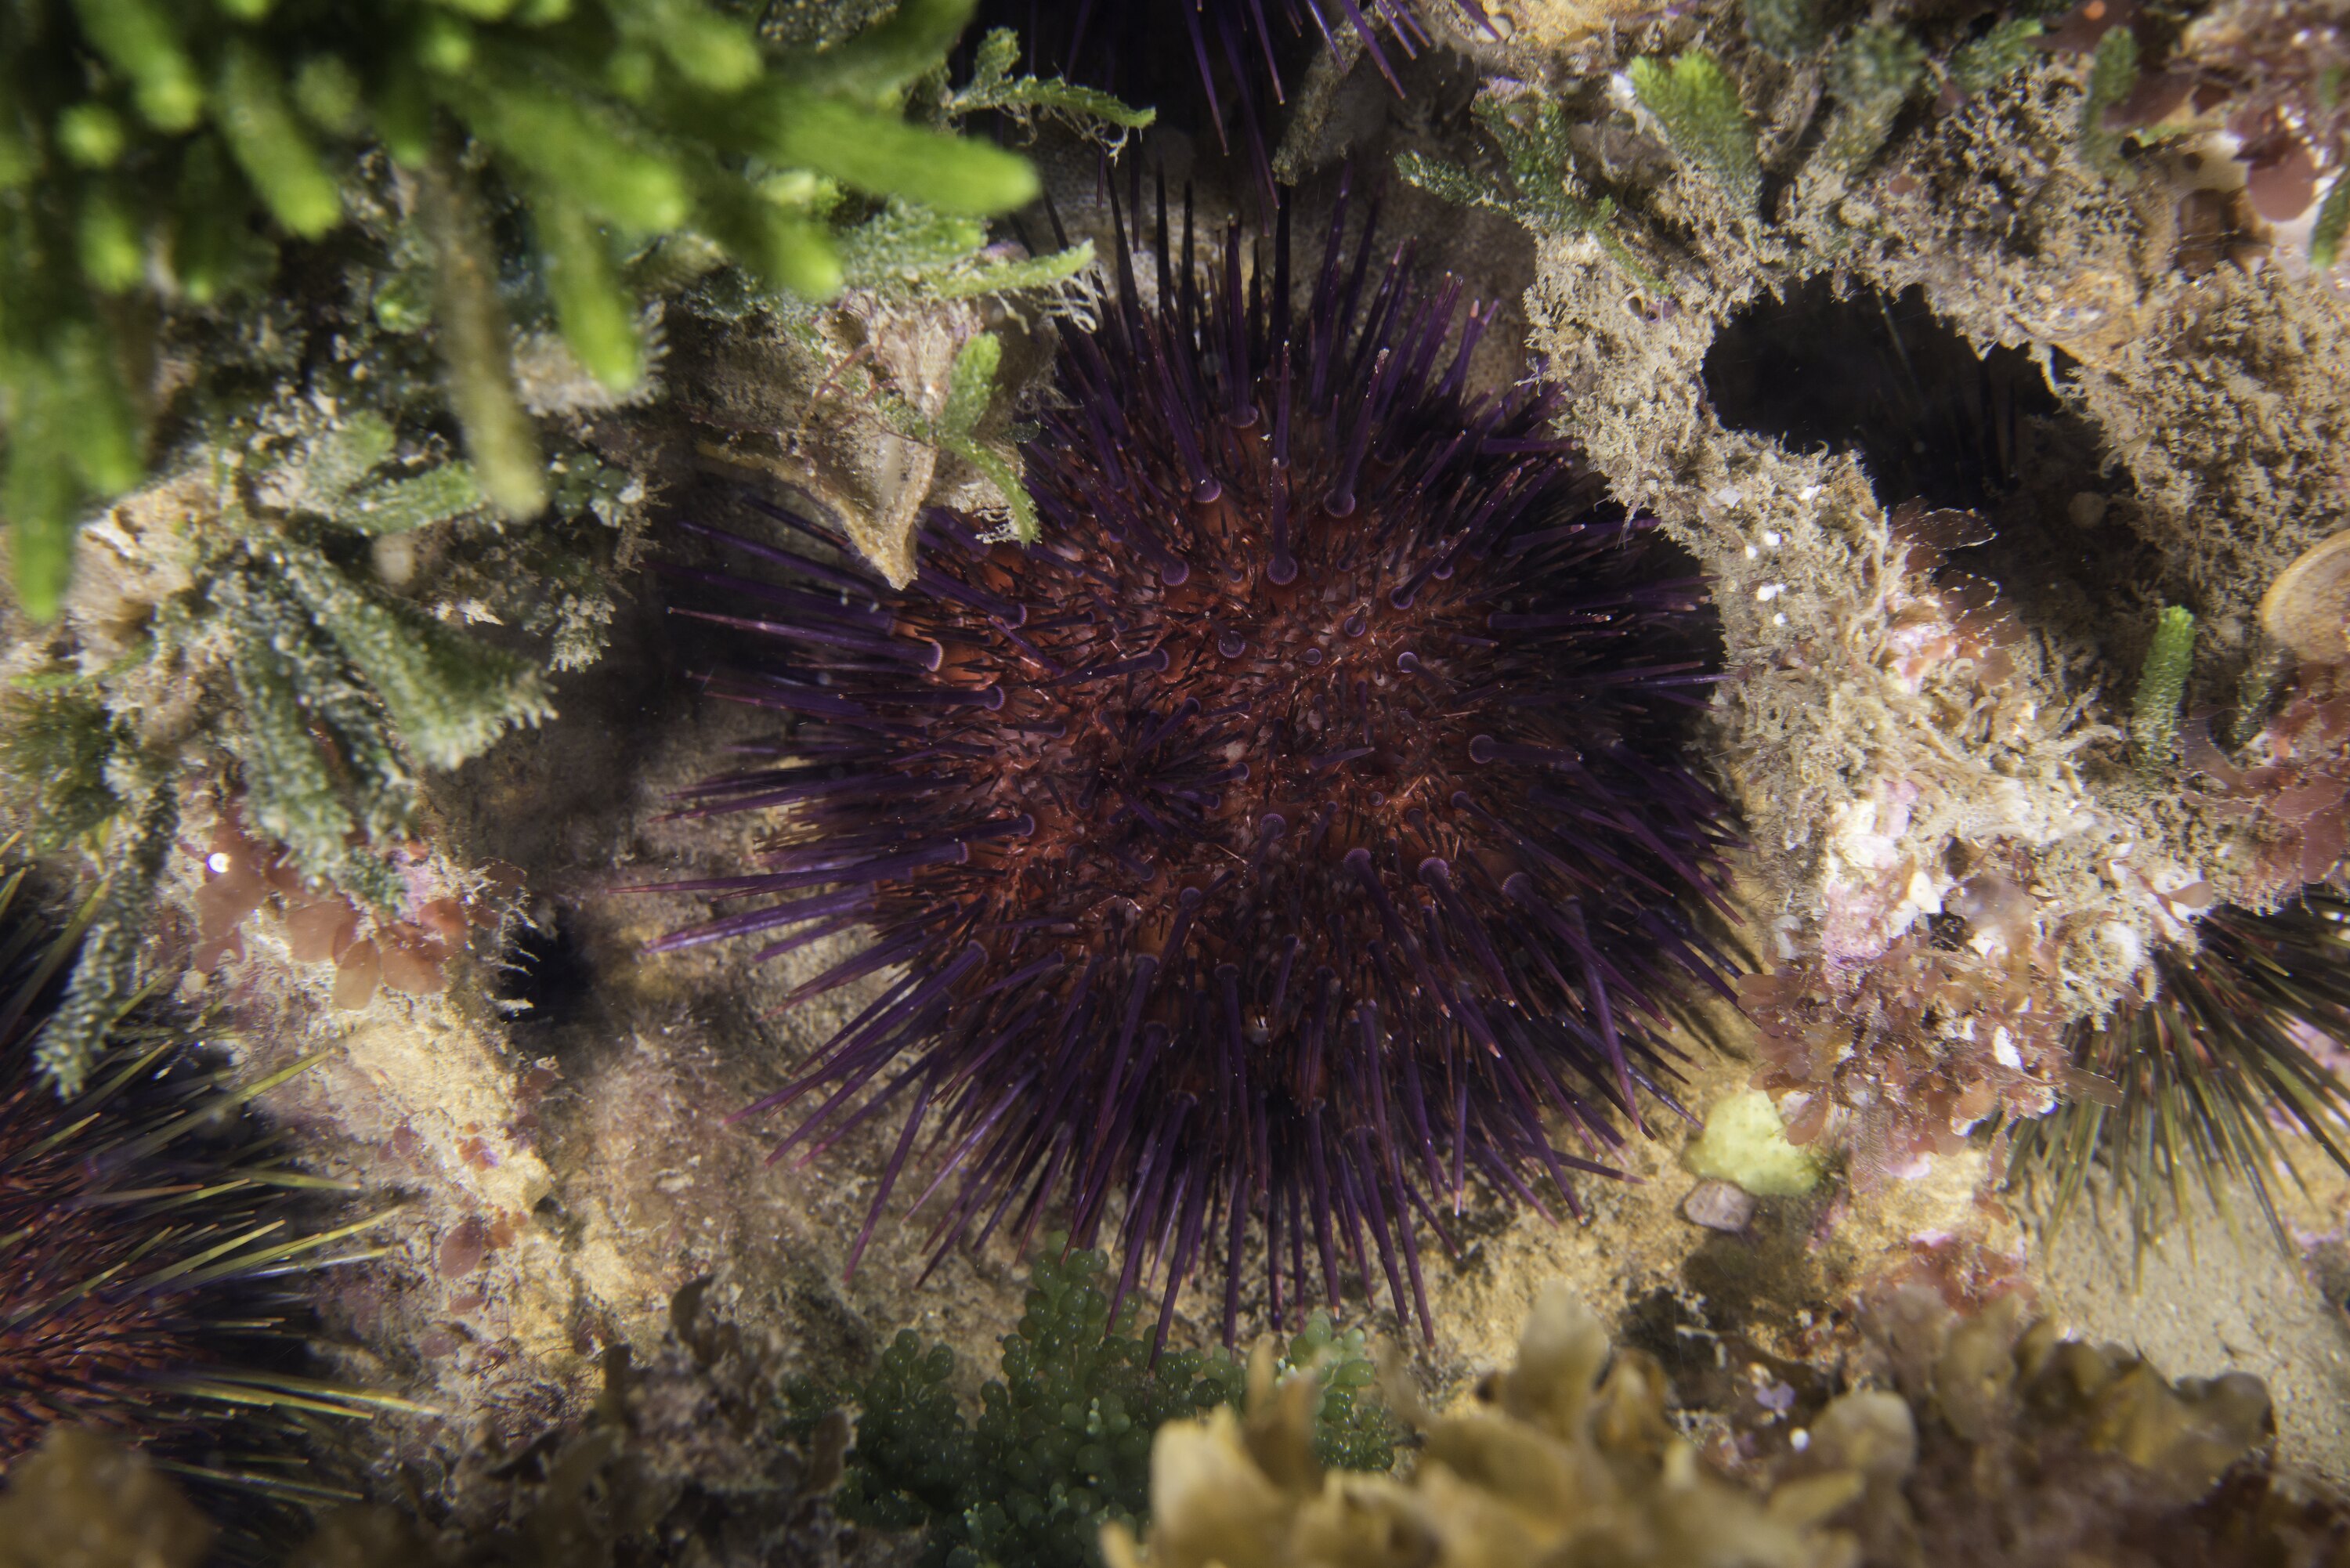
left=1112, top=1282, right=2350, bottom=1568
left=2190, top=667, right=2350, bottom=906
left=1741, top=916, right=2073, bottom=1177
left=190, top=799, right=515, bottom=1011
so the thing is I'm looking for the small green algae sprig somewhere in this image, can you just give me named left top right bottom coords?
left=1744, top=0, right=1833, bottom=63
left=1947, top=18, right=2045, bottom=102
left=1629, top=50, right=1762, bottom=215
left=0, top=0, right=1041, bottom=619
left=1820, top=23, right=1927, bottom=177
left=2077, top=26, right=2142, bottom=177
left=2131, top=605, right=2198, bottom=779
left=812, top=1245, right=1394, bottom=1568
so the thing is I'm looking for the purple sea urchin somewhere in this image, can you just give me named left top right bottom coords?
left=2011, top=891, right=2350, bottom=1249
left=1077, top=0, right=1486, bottom=103
left=0, top=869, right=390, bottom=1494
left=649, top=175, right=1737, bottom=1340
left=1039, top=1, right=1491, bottom=197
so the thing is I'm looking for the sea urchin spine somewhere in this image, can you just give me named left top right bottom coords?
left=2012, top=891, right=2350, bottom=1249
left=1054, top=0, right=1491, bottom=201
left=648, top=173, right=1738, bottom=1341
left=0, top=869, right=394, bottom=1497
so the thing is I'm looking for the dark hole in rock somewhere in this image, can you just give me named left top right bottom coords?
left=1706, top=278, right=2182, bottom=685
left=1705, top=279, right=2067, bottom=512
left=494, top=908, right=595, bottom=1030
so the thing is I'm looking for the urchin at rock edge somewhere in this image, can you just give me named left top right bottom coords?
left=643, top=170, right=1741, bottom=1343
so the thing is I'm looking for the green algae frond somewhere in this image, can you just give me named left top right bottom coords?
left=0, top=0, right=1042, bottom=620
left=1629, top=51, right=1761, bottom=215
left=2131, top=605, right=2198, bottom=779
left=810, top=1245, right=1394, bottom=1568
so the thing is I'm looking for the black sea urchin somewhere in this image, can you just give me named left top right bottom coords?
left=2012, top=891, right=2350, bottom=1249
left=650, top=177, right=1737, bottom=1340
left=0, top=867, right=389, bottom=1496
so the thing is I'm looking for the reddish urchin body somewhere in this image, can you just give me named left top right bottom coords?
left=653, top=178, right=1737, bottom=1339
left=0, top=876, right=378, bottom=1483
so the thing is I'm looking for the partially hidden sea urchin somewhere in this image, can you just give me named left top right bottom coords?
left=0, top=866, right=397, bottom=1497
left=2012, top=891, right=2350, bottom=1249
left=1053, top=1, right=1491, bottom=198
left=1081, top=0, right=1484, bottom=98
left=649, top=175, right=1738, bottom=1340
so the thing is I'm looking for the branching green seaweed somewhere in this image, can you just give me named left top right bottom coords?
left=1946, top=18, right=2044, bottom=103
left=6, top=374, right=575, bottom=1088
left=1397, top=89, right=1654, bottom=284
left=1629, top=50, right=1761, bottom=216
left=809, top=1245, right=1394, bottom=1568
left=938, top=26, right=1157, bottom=135
left=1744, top=0, right=1834, bottom=63
left=0, top=0, right=1045, bottom=619
left=0, top=688, right=121, bottom=851
left=1821, top=23, right=1926, bottom=177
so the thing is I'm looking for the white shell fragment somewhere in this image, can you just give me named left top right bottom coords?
left=2261, top=530, right=2350, bottom=665
left=1683, top=1179, right=1758, bottom=1233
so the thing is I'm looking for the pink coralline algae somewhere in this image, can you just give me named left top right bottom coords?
left=2187, top=667, right=2350, bottom=905
left=193, top=801, right=510, bottom=1009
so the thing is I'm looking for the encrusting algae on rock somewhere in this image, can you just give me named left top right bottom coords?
left=1105, top=1283, right=1862, bottom=1568
left=1108, top=1283, right=2350, bottom=1568
left=1683, top=1087, right=1823, bottom=1199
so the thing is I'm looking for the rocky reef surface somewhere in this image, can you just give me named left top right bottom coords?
left=4, top=0, right=2350, bottom=1562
